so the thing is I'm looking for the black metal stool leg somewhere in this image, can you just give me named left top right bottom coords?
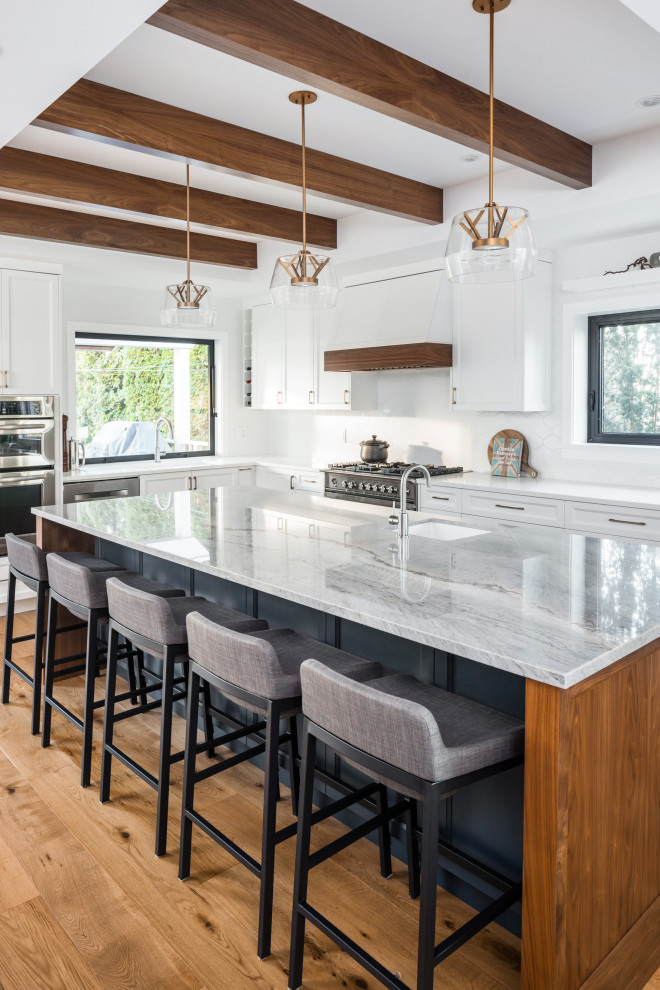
left=30, top=583, right=47, bottom=736
left=201, top=680, right=215, bottom=758
left=136, top=649, right=148, bottom=707
left=125, top=636, right=138, bottom=705
left=100, top=626, right=120, bottom=804
left=376, top=784, right=393, bottom=879
left=288, top=714, right=300, bottom=817
left=179, top=668, right=201, bottom=881
left=257, top=706, right=282, bottom=959
left=41, top=596, right=58, bottom=749
left=155, top=649, right=176, bottom=857
left=417, top=788, right=441, bottom=990
left=1, top=572, right=16, bottom=705
left=405, top=799, right=420, bottom=900
left=81, top=610, right=100, bottom=788
left=288, top=723, right=317, bottom=990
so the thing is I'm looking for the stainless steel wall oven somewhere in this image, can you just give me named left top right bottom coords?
left=0, top=397, right=56, bottom=555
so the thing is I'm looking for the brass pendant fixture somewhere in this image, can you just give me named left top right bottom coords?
left=270, top=91, right=339, bottom=310
left=160, top=164, right=216, bottom=328
left=445, top=0, right=538, bottom=283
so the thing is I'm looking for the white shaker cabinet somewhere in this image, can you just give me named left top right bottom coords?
left=284, top=310, right=315, bottom=408
left=315, top=310, right=351, bottom=409
left=140, top=471, right=192, bottom=496
left=0, top=269, right=61, bottom=394
left=252, top=306, right=285, bottom=409
left=450, top=260, right=552, bottom=412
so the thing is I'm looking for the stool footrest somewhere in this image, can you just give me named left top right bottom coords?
left=308, top=799, right=410, bottom=871
left=3, top=658, right=35, bottom=687
left=193, top=739, right=266, bottom=784
left=297, top=902, right=408, bottom=990
left=433, top=881, right=522, bottom=965
left=44, top=698, right=83, bottom=732
left=103, top=744, right=159, bottom=791
left=183, top=808, right=261, bottom=878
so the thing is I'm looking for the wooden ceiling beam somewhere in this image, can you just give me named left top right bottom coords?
left=0, top=146, right=337, bottom=249
left=149, top=0, right=592, bottom=190
left=0, top=197, right=258, bottom=268
left=36, top=79, right=444, bottom=224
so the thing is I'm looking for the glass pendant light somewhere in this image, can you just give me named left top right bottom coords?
left=445, top=0, right=538, bottom=283
left=160, top=164, right=216, bottom=328
left=270, top=91, right=339, bottom=310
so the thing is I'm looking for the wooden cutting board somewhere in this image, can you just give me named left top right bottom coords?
left=488, top=429, right=538, bottom=478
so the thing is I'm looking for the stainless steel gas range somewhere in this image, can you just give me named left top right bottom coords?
left=324, top=462, right=463, bottom=510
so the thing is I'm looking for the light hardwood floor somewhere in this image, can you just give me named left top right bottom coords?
left=0, top=611, right=658, bottom=990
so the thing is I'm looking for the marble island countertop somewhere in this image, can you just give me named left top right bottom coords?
left=35, top=488, right=660, bottom=689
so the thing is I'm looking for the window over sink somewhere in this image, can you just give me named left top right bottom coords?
left=588, top=308, right=660, bottom=445
left=75, top=332, right=215, bottom=463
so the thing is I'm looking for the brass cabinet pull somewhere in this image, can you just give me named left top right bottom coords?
left=4, top=371, right=8, bottom=389
left=308, top=390, right=314, bottom=404
left=290, top=474, right=295, bottom=490
left=452, top=386, right=457, bottom=405
left=432, top=496, right=450, bottom=501
left=495, top=504, right=525, bottom=511
left=187, top=476, right=192, bottom=490
left=238, top=467, right=252, bottom=471
left=608, top=518, right=645, bottom=526
left=277, top=391, right=283, bottom=404
left=343, top=389, right=350, bottom=404
left=302, top=478, right=317, bottom=485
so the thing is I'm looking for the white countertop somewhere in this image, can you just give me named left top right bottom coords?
left=62, top=455, right=317, bottom=483
left=35, top=488, right=660, bottom=689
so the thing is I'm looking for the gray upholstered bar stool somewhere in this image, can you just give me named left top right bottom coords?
left=42, top=552, right=184, bottom=788
left=289, top=661, right=525, bottom=990
left=179, top=613, right=383, bottom=960
left=2, top=534, right=96, bottom=735
left=101, top=578, right=269, bottom=858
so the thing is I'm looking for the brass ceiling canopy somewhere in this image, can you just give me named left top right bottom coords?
left=445, top=0, right=538, bottom=282
left=270, top=90, right=339, bottom=309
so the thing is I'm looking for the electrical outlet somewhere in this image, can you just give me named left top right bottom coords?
left=236, top=427, right=246, bottom=441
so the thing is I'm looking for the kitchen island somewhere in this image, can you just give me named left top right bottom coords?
left=35, top=488, right=660, bottom=990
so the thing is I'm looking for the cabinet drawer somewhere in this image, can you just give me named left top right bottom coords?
left=564, top=501, right=660, bottom=541
left=295, top=472, right=323, bottom=493
left=462, top=489, right=564, bottom=528
left=418, top=486, right=462, bottom=515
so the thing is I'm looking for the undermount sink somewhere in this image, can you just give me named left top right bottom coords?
left=408, top=520, right=488, bottom=541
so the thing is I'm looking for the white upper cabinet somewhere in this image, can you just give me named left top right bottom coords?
left=451, top=260, right=552, bottom=412
left=0, top=269, right=61, bottom=394
left=284, top=310, right=315, bottom=408
left=252, top=305, right=285, bottom=409
left=315, top=310, right=351, bottom=409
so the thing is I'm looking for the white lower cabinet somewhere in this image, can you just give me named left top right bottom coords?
left=461, top=489, right=565, bottom=528
left=418, top=485, right=462, bottom=516
left=140, top=471, right=191, bottom=496
left=255, top=465, right=296, bottom=491
left=564, top=501, right=660, bottom=541
left=140, top=465, right=254, bottom=495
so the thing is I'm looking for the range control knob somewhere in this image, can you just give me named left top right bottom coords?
left=379, top=484, right=387, bottom=493
left=341, top=480, right=348, bottom=488
left=358, top=482, right=365, bottom=490
left=331, top=478, right=338, bottom=487
left=387, top=485, right=395, bottom=494
left=364, top=483, right=372, bottom=491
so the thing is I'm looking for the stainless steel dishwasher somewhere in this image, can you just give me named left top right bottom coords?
left=62, top=477, right=140, bottom=504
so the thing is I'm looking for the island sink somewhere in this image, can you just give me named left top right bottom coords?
left=408, top=520, right=488, bottom=541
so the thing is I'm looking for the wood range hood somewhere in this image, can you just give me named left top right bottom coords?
left=324, top=341, right=452, bottom=371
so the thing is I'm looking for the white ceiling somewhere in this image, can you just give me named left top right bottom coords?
left=0, top=0, right=164, bottom=148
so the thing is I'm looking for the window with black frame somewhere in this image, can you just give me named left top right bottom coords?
left=75, top=332, right=215, bottom=462
left=587, top=308, right=660, bottom=445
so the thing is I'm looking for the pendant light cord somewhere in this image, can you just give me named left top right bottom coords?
left=488, top=0, right=495, bottom=235
left=301, top=99, right=308, bottom=268
left=186, top=163, right=191, bottom=303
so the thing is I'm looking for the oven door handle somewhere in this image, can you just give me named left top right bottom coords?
left=0, top=471, right=53, bottom=486
left=0, top=422, right=51, bottom=433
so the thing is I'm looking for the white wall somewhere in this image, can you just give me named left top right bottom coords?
left=260, top=227, right=660, bottom=487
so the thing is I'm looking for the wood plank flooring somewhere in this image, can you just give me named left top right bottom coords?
left=0, top=611, right=658, bottom=990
